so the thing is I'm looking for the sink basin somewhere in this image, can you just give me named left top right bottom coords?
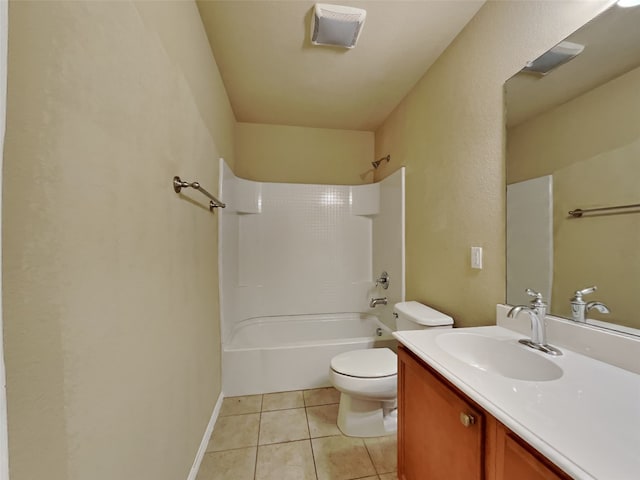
left=436, top=333, right=563, bottom=381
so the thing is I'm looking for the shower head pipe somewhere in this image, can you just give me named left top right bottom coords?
left=372, top=155, right=390, bottom=169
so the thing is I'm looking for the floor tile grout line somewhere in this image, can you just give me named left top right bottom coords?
left=262, top=405, right=305, bottom=412
left=219, top=410, right=262, bottom=418
left=208, top=445, right=259, bottom=454
left=303, top=402, right=322, bottom=480
left=308, top=438, right=319, bottom=480
left=308, top=429, right=321, bottom=480
left=304, top=407, right=312, bottom=442
left=363, top=438, right=383, bottom=477
left=253, top=394, right=263, bottom=480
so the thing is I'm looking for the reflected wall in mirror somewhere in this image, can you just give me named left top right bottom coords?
left=505, top=3, right=640, bottom=335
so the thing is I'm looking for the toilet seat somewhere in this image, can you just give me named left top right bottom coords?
left=330, top=348, right=397, bottom=378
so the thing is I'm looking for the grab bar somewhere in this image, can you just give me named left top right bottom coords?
left=173, top=176, right=226, bottom=211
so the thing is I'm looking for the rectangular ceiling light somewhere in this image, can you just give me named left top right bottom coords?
left=523, top=41, right=585, bottom=76
left=311, top=3, right=367, bottom=49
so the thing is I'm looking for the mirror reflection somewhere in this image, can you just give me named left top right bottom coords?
left=505, top=3, right=640, bottom=334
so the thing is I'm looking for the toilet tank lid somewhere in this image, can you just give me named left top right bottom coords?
left=394, top=301, right=454, bottom=326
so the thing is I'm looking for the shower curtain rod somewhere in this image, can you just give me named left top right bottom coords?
left=173, top=176, right=226, bottom=211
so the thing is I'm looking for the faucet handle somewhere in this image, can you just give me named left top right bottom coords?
left=573, top=286, right=597, bottom=300
left=525, top=288, right=546, bottom=308
left=375, top=271, right=390, bottom=290
left=525, top=288, right=542, bottom=299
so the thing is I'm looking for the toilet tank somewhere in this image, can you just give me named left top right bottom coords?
left=393, top=301, right=454, bottom=330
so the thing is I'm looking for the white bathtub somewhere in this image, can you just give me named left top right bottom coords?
left=222, top=313, right=397, bottom=396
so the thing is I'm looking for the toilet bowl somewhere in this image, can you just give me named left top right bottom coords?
left=330, top=348, right=398, bottom=437
left=329, top=301, right=453, bottom=437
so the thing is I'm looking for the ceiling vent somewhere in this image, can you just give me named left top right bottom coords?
left=523, top=41, right=585, bottom=75
left=310, top=4, right=366, bottom=49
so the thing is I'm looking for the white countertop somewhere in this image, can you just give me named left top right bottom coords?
left=393, top=326, right=640, bottom=480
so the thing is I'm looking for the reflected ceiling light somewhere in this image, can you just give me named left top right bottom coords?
left=319, top=190, right=345, bottom=206
left=617, top=0, right=640, bottom=7
left=311, top=4, right=366, bottom=49
left=523, top=41, right=585, bottom=75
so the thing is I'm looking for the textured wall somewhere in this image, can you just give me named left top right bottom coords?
left=235, top=122, right=374, bottom=185
left=507, top=65, right=640, bottom=183
left=3, top=1, right=234, bottom=479
left=373, top=0, right=609, bottom=327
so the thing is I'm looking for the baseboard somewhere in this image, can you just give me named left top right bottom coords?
left=187, top=391, right=224, bottom=480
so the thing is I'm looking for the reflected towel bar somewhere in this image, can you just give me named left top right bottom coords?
left=173, top=176, right=226, bottom=211
left=568, top=203, right=640, bottom=218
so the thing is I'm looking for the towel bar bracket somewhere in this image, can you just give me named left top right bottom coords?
left=173, top=175, right=226, bottom=211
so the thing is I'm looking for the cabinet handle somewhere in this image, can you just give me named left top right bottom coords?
left=460, top=412, right=476, bottom=427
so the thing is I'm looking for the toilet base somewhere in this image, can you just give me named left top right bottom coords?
left=336, top=393, right=397, bottom=438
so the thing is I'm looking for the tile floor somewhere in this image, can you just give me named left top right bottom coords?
left=197, top=387, right=398, bottom=480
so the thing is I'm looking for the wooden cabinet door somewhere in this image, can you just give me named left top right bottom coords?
left=494, top=423, right=570, bottom=480
left=398, top=346, right=484, bottom=480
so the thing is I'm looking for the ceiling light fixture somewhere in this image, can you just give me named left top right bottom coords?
left=522, top=41, right=585, bottom=75
left=310, top=3, right=367, bottom=49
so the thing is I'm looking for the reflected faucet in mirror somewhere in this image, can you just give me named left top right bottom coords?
left=508, top=288, right=562, bottom=356
left=570, top=286, right=610, bottom=323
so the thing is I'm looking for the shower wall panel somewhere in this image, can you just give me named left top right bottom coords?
left=371, top=168, right=406, bottom=328
left=219, top=160, right=385, bottom=342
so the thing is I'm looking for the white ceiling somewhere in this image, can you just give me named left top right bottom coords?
left=506, top=4, right=640, bottom=127
left=197, top=1, right=485, bottom=131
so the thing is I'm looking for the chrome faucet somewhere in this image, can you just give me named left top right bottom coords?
left=570, top=286, right=610, bottom=323
left=370, top=297, right=388, bottom=308
left=508, top=288, right=562, bottom=356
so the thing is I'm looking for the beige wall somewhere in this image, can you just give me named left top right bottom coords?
left=508, top=66, right=640, bottom=329
left=373, top=1, right=609, bottom=327
left=3, top=2, right=234, bottom=479
left=235, top=122, right=374, bottom=185
left=507, top=65, right=640, bottom=184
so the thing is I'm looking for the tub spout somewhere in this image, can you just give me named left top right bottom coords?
left=370, top=297, right=388, bottom=308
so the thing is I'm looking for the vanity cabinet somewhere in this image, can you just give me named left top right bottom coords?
left=398, top=345, right=570, bottom=480
left=398, top=344, right=484, bottom=479
left=493, top=422, right=570, bottom=480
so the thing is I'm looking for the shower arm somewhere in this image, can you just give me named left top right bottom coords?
left=372, top=155, right=390, bottom=169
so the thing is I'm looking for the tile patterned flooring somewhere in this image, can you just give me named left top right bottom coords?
left=197, top=387, right=398, bottom=480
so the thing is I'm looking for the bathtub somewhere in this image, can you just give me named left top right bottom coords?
left=222, top=313, right=396, bottom=396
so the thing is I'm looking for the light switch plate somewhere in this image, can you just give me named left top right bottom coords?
left=471, top=246, right=483, bottom=269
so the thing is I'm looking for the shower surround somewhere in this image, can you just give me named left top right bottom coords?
left=218, top=160, right=404, bottom=395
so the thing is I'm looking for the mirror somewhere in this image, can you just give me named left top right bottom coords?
left=504, top=3, right=640, bottom=335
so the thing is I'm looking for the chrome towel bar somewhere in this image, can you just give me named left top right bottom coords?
left=568, top=202, right=640, bottom=218
left=173, top=176, right=226, bottom=211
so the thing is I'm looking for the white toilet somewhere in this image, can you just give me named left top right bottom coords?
left=329, top=301, right=453, bottom=437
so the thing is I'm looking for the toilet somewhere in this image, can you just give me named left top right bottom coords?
left=329, top=301, right=453, bottom=437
